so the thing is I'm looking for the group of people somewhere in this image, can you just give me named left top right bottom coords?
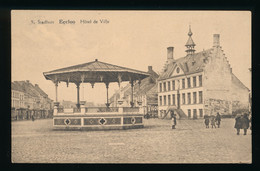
left=234, top=113, right=251, bottom=135
left=204, top=112, right=221, bottom=128
left=204, top=112, right=252, bottom=135
left=170, top=110, right=252, bottom=135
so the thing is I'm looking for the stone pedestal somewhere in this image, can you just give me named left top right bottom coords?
left=118, top=99, right=124, bottom=113
left=54, top=102, right=60, bottom=107
left=53, top=102, right=60, bottom=115
left=80, top=105, right=85, bottom=114
left=54, top=106, right=58, bottom=115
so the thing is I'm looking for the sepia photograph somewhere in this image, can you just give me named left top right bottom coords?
left=11, top=10, right=251, bottom=163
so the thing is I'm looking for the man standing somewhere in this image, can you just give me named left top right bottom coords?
left=234, top=114, right=242, bottom=135
left=240, top=113, right=250, bottom=135
left=215, top=112, right=221, bottom=128
left=171, top=111, right=177, bottom=129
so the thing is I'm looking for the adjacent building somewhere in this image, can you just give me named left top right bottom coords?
left=11, top=82, right=25, bottom=109
left=110, top=66, right=159, bottom=115
left=11, top=80, right=53, bottom=120
left=158, top=27, right=250, bottom=119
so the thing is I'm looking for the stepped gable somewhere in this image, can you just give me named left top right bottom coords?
left=159, top=48, right=213, bottom=80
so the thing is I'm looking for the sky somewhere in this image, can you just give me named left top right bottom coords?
left=11, top=10, right=251, bottom=104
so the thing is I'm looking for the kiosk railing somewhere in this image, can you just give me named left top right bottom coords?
left=85, top=107, right=119, bottom=113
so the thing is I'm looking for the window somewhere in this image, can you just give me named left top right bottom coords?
left=187, top=78, right=191, bottom=88
left=199, top=109, right=203, bottom=117
left=182, top=79, right=185, bottom=89
left=187, top=93, right=191, bottom=104
left=188, top=109, right=191, bottom=118
left=199, top=91, right=203, bottom=103
left=193, top=109, right=197, bottom=119
left=193, top=92, right=197, bottom=104
left=163, top=82, right=167, bottom=92
left=163, top=95, right=166, bottom=106
left=182, top=93, right=185, bottom=104
left=168, top=95, right=171, bottom=105
left=193, top=76, right=197, bottom=87
left=159, top=96, right=162, bottom=106
left=168, top=81, right=171, bottom=91
left=159, top=83, right=162, bottom=92
left=172, top=94, right=176, bottom=105
left=199, top=75, right=202, bottom=87
left=176, top=67, right=180, bottom=73
left=172, top=80, right=175, bottom=90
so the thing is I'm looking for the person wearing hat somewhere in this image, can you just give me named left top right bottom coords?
left=240, top=113, right=250, bottom=135
left=171, top=110, right=177, bottom=129
left=234, top=114, right=242, bottom=135
left=210, top=115, right=216, bottom=128
left=215, top=112, right=221, bottom=128
left=204, top=115, right=210, bottom=128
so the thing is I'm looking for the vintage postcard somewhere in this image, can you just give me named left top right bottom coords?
left=11, top=10, right=251, bottom=163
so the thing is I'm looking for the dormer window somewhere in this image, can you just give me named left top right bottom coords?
left=176, top=67, right=180, bottom=73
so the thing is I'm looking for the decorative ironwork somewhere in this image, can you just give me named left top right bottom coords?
left=105, top=118, right=121, bottom=125
left=64, top=118, right=71, bottom=125
left=99, top=118, right=107, bottom=125
left=131, top=117, right=136, bottom=124
left=123, top=117, right=142, bottom=124
left=54, top=119, right=66, bottom=125
left=112, top=118, right=116, bottom=124
left=123, top=107, right=139, bottom=113
left=85, top=107, right=119, bottom=113
left=73, top=108, right=81, bottom=113
left=57, top=107, right=64, bottom=113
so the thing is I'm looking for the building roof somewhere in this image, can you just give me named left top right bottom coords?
left=185, top=37, right=196, bottom=47
left=109, top=66, right=158, bottom=104
left=231, top=73, right=250, bottom=91
left=13, top=81, right=52, bottom=101
left=124, top=67, right=159, bottom=96
left=14, top=81, right=39, bottom=98
left=158, top=48, right=213, bottom=80
left=33, top=84, right=48, bottom=98
left=43, top=59, right=150, bottom=83
left=11, top=82, right=24, bottom=92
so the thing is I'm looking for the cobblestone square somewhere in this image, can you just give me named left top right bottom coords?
left=11, top=118, right=251, bottom=163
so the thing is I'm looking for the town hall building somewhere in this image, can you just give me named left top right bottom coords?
left=157, top=27, right=249, bottom=119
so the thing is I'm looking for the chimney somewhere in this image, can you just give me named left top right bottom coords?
left=213, top=34, right=220, bottom=47
left=35, top=84, right=38, bottom=87
left=26, top=80, right=30, bottom=83
left=148, top=66, right=152, bottom=72
left=167, top=47, right=174, bottom=62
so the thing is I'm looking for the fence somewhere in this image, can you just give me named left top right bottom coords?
left=11, top=108, right=54, bottom=121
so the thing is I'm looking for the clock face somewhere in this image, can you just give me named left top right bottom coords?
left=176, top=67, right=180, bottom=73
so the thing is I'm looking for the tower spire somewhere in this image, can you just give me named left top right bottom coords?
left=185, top=25, right=196, bottom=55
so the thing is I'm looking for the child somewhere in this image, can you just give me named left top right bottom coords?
left=171, top=111, right=176, bottom=129
left=204, top=115, right=209, bottom=128
left=211, top=115, right=216, bottom=128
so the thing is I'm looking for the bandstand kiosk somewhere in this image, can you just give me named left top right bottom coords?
left=43, top=59, right=149, bottom=130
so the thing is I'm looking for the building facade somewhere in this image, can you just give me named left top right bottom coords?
left=11, top=80, right=54, bottom=120
left=11, top=82, right=25, bottom=109
left=158, top=27, right=249, bottom=119
left=110, top=66, right=159, bottom=116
